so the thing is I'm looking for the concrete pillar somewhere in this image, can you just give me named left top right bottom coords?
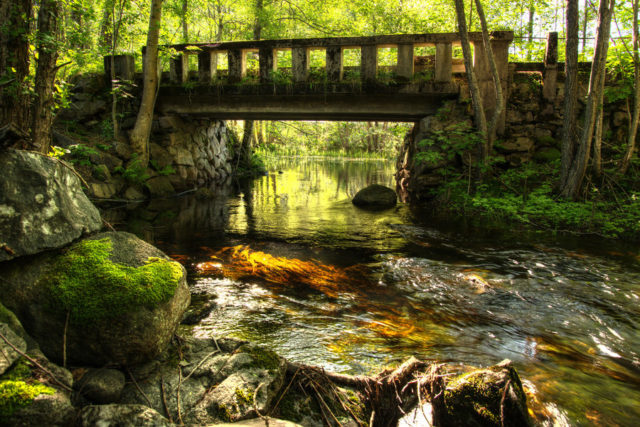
left=434, top=43, right=452, bottom=83
left=170, top=53, right=189, bottom=84
left=103, top=55, right=135, bottom=86
left=543, top=32, right=558, bottom=101
left=292, top=47, right=309, bottom=82
left=228, top=49, right=246, bottom=84
left=396, top=44, right=414, bottom=80
left=259, top=47, right=275, bottom=83
left=198, top=50, right=217, bottom=84
left=326, top=46, right=343, bottom=82
left=361, top=45, right=378, bottom=83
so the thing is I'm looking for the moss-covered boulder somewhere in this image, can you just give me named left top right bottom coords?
left=352, top=184, right=397, bottom=210
left=441, top=360, right=532, bottom=427
left=0, top=232, right=189, bottom=366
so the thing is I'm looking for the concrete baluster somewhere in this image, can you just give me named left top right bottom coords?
left=361, top=45, right=378, bottom=84
left=292, top=47, right=309, bottom=83
left=326, top=46, right=343, bottom=82
left=543, top=32, right=558, bottom=101
left=228, top=49, right=246, bottom=84
left=170, top=52, right=189, bottom=84
left=198, top=50, right=217, bottom=84
left=259, top=46, right=276, bottom=83
left=396, top=43, right=414, bottom=80
left=435, top=43, right=452, bottom=83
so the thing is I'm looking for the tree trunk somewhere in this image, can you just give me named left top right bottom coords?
left=619, top=0, right=640, bottom=175
left=527, top=4, right=535, bottom=61
left=559, top=0, right=615, bottom=199
left=559, top=0, right=580, bottom=191
left=181, top=0, right=189, bottom=42
left=32, top=0, right=61, bottom=154
left=240, top=120, right=254, bottom=165
left=129, top=0, right=163, bottom=168
left=453, top=0, right=488, bottom=162
left=474, top=0, right=504, bottom=149
left=100, top=0, right=114, bottom=50
left=0, top=0, right=33, bottom=134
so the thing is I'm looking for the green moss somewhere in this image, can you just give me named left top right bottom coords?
left=0, top=380, right=55, bottom=417
left=45, top=238, right=183, bottom=322
left=235, top=387, right=254, bottom=405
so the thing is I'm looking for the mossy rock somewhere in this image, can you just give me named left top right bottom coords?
left=442, top=360, right=532, bottom=427
left=0, top=232, right=190, bottom=367
left=533, top=147, right=561, bottom=163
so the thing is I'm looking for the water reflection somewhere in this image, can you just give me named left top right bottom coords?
left=106, top=157, right=640, bottom=426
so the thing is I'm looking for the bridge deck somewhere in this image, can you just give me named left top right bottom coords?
left=143, top=31, right=513, bottom=122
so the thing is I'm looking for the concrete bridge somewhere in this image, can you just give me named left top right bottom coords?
left=134, top=31, right=514, bottom=122
left=148, top=31, right=513, bottom=121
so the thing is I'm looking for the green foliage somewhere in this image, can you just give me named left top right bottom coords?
left=68, top=144, right=99, bottom=167
left=115, top=155, right=150, bottom=184
left=48, top=146, right=67, bottom=159
left=150, top=160, right=176, bottom=176
left=45, top=238, right=183, bottom=322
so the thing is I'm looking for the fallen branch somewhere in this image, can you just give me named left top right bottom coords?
left=0, top=329, right=72, bottom=392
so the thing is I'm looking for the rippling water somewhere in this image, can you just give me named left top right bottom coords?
left=106, top=156, right=640, bottom=426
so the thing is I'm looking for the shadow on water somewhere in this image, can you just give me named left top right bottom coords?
left=104, top=156, right=640, bottom=426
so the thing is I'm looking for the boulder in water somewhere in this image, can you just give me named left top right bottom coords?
left=352, top=184, right=397, bottom=209
left=0, top=231, right=190, bottom=366
left=0, top=149, right=102, bottom=262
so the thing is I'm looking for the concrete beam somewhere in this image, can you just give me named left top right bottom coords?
left=543, top=32, right=558, bottom=101
left=156, top=89, right=456, bottom=121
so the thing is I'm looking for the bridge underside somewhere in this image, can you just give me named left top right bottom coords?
left=155, top=83, right=459, bottom=122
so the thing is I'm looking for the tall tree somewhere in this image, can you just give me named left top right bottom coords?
left=32, top=0, right=62, bottom=153
left=0, top=0, right=33, bottom=135
left=558, top=0, right=615, bottom=199
left=474, top=0, right=504, bottom=149
left=619, top=0, right=640, bottom=174
left=559, top=0, right=580, bottom=190
left=129, top=0, right=163, bottom=168
left=181, top=0, right=189, bottom=42
left=454, top=0, right=488, bottom=162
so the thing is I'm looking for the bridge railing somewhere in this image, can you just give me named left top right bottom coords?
left=150, top=32, right=513, bottom=86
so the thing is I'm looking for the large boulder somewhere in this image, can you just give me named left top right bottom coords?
left=0, top=150, right=102, bottom=262
left=0, top=232, right=190, bottom=366
left=79, top=404, right=172, bottom=427
left=352, top=184, right=397, bottom=209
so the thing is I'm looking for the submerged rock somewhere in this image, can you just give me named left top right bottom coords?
left=0, top=231, right=189, bottom=366
left=352, top=184, right=397, bottom=209
left=0, top=149, right=102, bottom=262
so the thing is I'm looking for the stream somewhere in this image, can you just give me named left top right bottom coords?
left=105, top=157, right=640, bottom=426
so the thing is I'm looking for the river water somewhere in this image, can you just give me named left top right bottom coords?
left=106, top=157, right=640, bottom=426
